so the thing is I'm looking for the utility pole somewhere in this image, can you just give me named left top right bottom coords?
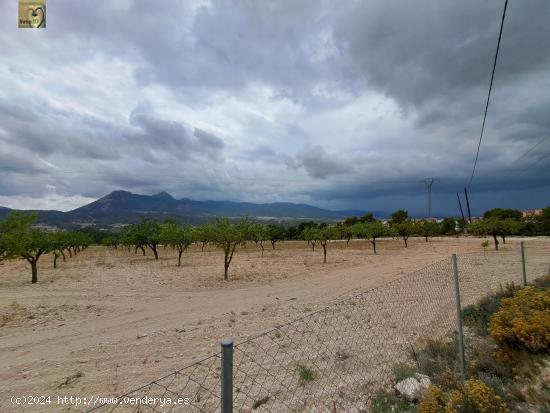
left=456, top=192, right=466, bottom=226
left=464, top=187, right=472, bottom=224
left=421, top=178, right=440, bottom=219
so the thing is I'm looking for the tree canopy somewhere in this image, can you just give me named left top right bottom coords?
left=208, top=218, right=251, bottom=280
left=1, top=212, right=50, bottom=283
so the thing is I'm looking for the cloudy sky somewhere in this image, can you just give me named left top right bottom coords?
left=1, top=0, right=549, bottom=216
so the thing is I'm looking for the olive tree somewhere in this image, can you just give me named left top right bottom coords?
left=266, top=224, right=286, bottom=249
left=3, top=212, right=51, bottom=283
left=128, top=219, right=162, bottom=259
left=468, top=219, right=505, bottom=250
left=500, top=218, right=524, bottom=244
left=394, top=221, right=413, bottom=247
left=302, top=227, right=317, bottom=251
left=208, top=218, right=251, bottom=280
left=417, top=220, right=440, bottom=242
left=316, top=226, right=341, bottom=264
left=251, top=223, right=269, bottom=257
left=160, top=220, right=196, bottom=266
left=471, top=218, right=524, bottom=249
left=196, top=225, right=212, bottom=252
left=352, top=221, right=387, bottom=254
left=101, top=235, right=120, bottom=249
left=389, top=209, right=409, bottom=225
left=50, top=231, right=69, bottom=268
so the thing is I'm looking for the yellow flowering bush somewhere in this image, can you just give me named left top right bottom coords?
left=464, top=379, right=508, bottom=413
left=419, top=379, right=508, bottom=413
left=489, top=286, right=550, bottom=352
left=418, top=385, right=446, bottom=413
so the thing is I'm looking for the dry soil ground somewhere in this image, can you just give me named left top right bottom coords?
left=0, top=237, right=537, bottom=412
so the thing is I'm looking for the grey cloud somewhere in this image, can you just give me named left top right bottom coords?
left=194, top=128, right=225, bottom=149
left=1, top=1, right=550, bottom=213
left=236, top=144, right=290, bottom=163
left=334, top=1, right=550, bottom=108
left=127, top=113, right=225, bottom=162
left=290, top=146, right=349, bottom=179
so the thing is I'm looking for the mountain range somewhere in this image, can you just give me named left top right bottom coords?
left=0, top=190, right=382, bottom=229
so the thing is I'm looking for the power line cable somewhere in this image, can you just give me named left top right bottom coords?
left=510, top=133, right=550, bottom=166
left=518, top=150, right=550, bottom=172
left=467, top=0, right=509, bottom=190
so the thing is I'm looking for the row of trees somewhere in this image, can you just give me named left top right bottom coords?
left=3, top=206, right=549, bottom=283
left=0, top=212, right=92, bottom=283
left=466, top=207, right=550, bottom=250
left=105, top=211, right=455, bottom=276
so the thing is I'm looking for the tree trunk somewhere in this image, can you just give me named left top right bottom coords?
left=224, top=245, right=230, bottom=281
left=501, top=235, right=506, bottom=244
left=311, top=242, right=316, bottom=252
left=322, top=243, right=327, bottom=264
left=151, top=245, right=159, bottom=260
left=271, top=240, right=276, bottom=250
left=53, top=253, right=59, bottom=268
left=260, top=241, right=264, bottom=257
left=403, top=237, right=408, bottom=248
left=201, top=242, right=206, bottom=252
left=346, top=238, right=350, bottom=246
left=372, top=239, right=377, bottom=255
left=139, top=245, right=145, bottom=255
left=60, top=249, right=66, bottom=262
left=178, top=250, right=182, bottom=267
left=31, top=260, right=38, bottom=283
left=493, top=234, right=499, bottom=250
left=67, top=248, right=72, bottom=258
left=425, top=235, right=429, bottom=242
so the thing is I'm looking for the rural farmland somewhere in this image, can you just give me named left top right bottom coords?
left=2, top=0, right=550, bottom=411
left=0, top=237, right=498, bottom=410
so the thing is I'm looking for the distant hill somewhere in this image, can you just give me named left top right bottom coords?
left=0, top=190, right=385, bottom=229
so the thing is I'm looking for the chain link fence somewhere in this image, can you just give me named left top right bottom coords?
left=86, top=240, right=549, bottom=413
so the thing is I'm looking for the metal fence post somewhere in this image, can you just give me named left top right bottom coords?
left=520, top=241, right=527, bottom=287
left=221, top=338, right=233, bottom=413
left=452, top=254, right=466, bottom=381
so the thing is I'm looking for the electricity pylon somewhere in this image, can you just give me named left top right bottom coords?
left=421, top=178, right=440, bottom=218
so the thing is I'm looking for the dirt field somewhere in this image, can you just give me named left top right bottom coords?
left=0, top=237, right=518, bottom=411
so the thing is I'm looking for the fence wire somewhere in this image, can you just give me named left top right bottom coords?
left=86, top=240, right=549, bottom=413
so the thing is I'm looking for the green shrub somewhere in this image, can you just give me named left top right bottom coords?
left=393, top=362, right=417, bottom=381
left=477, top=371, right=505, bottom=398
left=297, top=365, right=314, bottom=384
left=410, top=338, right=460, bottom=385
left=489, top=286, right=550, bottom=352
left=462, top=283, right=519, bottom=336
left=372, top=393, right=416, bottom=413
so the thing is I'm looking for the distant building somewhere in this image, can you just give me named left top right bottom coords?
left=522, top=209, right=543, bottom=219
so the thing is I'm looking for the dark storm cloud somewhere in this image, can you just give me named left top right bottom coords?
left=1, top=0, right=550, bottom=212
left=290, top=146, right=349, bottom=179
left=127, top=112, right=225, bottom=162
left=0, top=97, right=121, bottom=160
left=334, top=1, right=550, bottom=110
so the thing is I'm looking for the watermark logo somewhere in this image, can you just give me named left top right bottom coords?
left=19, top=0, right=46, bottom=28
